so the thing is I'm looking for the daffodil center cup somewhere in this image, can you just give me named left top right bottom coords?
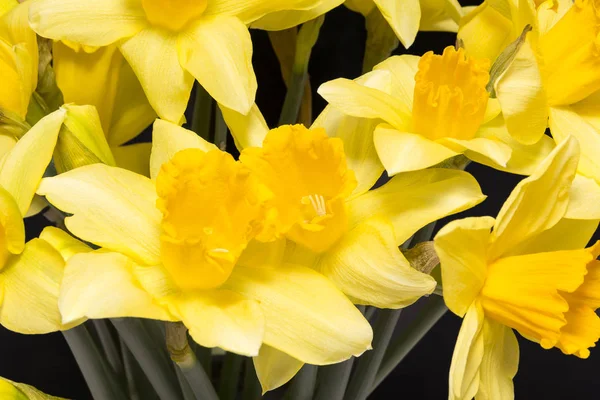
left=141, top=0, right=207, bottom=31
left=539, top=0, right=600, bottom=105
left=412, top=46, right=490, bottom=141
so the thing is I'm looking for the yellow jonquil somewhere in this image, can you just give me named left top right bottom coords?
left=318, top=46, right=551, bottom=175
left=30, top=0, right=341, bottom=123
left=0, top=109, right=77, bottom=334
left=52, top=42, right=156, bottom=175
left=37, top=119, right=374, bottom=381
left=434, top=136, right=600, bottom=400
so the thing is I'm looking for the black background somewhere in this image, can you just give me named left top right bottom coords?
left=2, top=4, right=599, bottom=399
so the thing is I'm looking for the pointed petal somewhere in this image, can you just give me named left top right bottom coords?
left=112, top=143, right=152, bottom=177
left=449, top=302, right=485, bottom=400
left=39, top=226, right=91, bottom=261
left=59, top=251, right=173, bottom=324
left=250, top=0, right=343, bottom=31
left=373, top=0, right=421, bottom=48
left=0, top=239, right=65, bottom=334
left=29, top=0, right=146, bottom=47
left=253, top=345, right=304, bottom=393
left=205, top=0, right=322, bottom=25
left=0, top=185, right=24, bottom=255
left=150, top=119, right=217, bottom=180
left=565, top=174, right=600, bottom=220
left=374, top=125, right=458, bottom=174
left=179, top=16, right=256, bottom=115
left=494, top=40, right=548, bottom=145
left=37, top=164, right=162, bottom=265
left=169, top=290, right=264, bottom=357
left=372, top=55, right=420, bottom=113
left=419, top=0, right=462, bottom=32
left=490, top=136, right=580, bottom=260
left=442, top=136, right=511, bottom=168
left=348, top=168, right=485, bottom=246
left=318, top=217, right=436, bottom=308
left=434, top=217, right=494, bottom=317
left=220, top=103, right=269, bottom=151
left=119, top=28, right=194, bottom=123
left=225, top=264, right=373, bottom=364
left=0, top=109, right=65, bottom=216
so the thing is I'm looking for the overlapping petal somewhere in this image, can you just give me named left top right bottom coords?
left=253, top=345, right=304, bottom=393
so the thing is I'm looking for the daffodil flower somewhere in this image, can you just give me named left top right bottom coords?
left=37, top=119, right=374, bottom=376
left=52, top=42, right=156, bottom=175
left=434, top=136, right=600, bottom=400
left=0, top=109, right=76, bottom=334
left=0, top=376, right=65, bottom=399
left=29, top=0, right=339, bottom=123
left=458, top=0, right=600, bottom=220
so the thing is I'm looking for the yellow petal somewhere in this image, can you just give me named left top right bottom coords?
left=549, top=106, right=600, bottom=180
left=119, top=28, right=194, bottom=123
left=362, top=8, right=400, bottom=73
left=490, top=136, right=580, bottom=260
left=0, top=376, right=66, bottom=399
left=220, top=103, right=269, bottom=151
left=0, top=185, right=25, bottom=256
left=225, top=264, right=373, bottom=364
left=441, top=136, right=511, bottom=167
left=345, top=0, right=376, bottom=15
left=37, top=164, right=162, bottom=265
left=372, top=0, right=421, bottom=48
left=59, top=250, right=174, bottom=324
left=150, top=119, right=217, bottom=180
left=237, top=238, right=286, bottom=270
left=253, top=345, right=304, bottom=393
left=0, top=239, right=65, bottom=334
left=318, top=217, right=436, bottom=308
left=29, top=0, right=146, bottom=47
left=112, top=143, right=152, bottom=177
left=168, top=289, right=264, bottom=357
left=348, top=168, right=485, bottom=246
left=419, top=0, right=463, bottom=32
left=250, top=0, right=343, bottom=31
left=374, top=125, right=458, bottom=174
left=565, top=174, right=600, bottom=220
left=24, top=195, right=47, bottom=218
left=372, top=55, right=420, bottom=113
left=434, top=217, right=494, bottom=317
left=0, top=109, right=65, bottom=216
left=494, top=40, right=548, bottom=145
left=449, top=302, right=485, bottom=400
left=318, top=75, right=409, bottom=129
left=0, top=1, right=17, bottom=16
left=476, top=318, right=518, bottom=400
left=39, top=226, right=91, bottom=262
left=312, top=106, right=384, bottom=197
left=204, top=0, right=322, bottom=25
left=179, top=16, right=256, bottom=115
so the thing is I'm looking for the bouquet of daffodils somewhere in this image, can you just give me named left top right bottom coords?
left=1, top=0, right=599, bottom=398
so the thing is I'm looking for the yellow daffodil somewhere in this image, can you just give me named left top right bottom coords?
left=37, top=119, right=374, bottom=378
left=52, top=42, right=156, bottom=175
left=458, top=0, right=600, bottom=220
left=0, top=109, right=77, bottom=334
left=434, top=136, right=600, bottom=400
left=317, top=46, right=553, bottom=176
left=0, top=376, right=65, bottom=399
left=30, top=0, right=339, bottom=123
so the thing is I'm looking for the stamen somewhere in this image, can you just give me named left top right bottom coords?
left=307, top=194, right=328, bottom=217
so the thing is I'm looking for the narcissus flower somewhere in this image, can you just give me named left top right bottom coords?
left=52, top=42, right=156, bottom=175
left=434, top=136, right=600, bottom=400
left=37, top=119, right=373, bottom=370
left=0, top=109, right=75, bottom=334
left=30, top=0, right=340, bottom=122
left=0, top=376, right=65, bottom=399
left=318, top=46, right=552, bottom=175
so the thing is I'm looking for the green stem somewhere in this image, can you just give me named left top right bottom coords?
left=111, top=318, right=182, bottom=400
left=411, top=222, right=436, bottom=246
left=63, top=325, right=128, bottom=400
left=219, top=352, right=244, bottom=400
left=175, top=366, right=197, bottom=400
left=193, top=342, right=213, bottom=378
left=191, top=83, right=214, bottom=142
left=92, top=320, right=123, bottom=376
left=214, top=106, right=228, bottom=150
left=120, top=338, right=159, bottom=400
left=370, top=296, right=447, bottom=393
left=285, top=364, right=318, bottom=400
left=344, top=309, right=402, bottom=400
left=314, top=360, right=355, bottom=400
left=242, top=358, right=262, bottom=400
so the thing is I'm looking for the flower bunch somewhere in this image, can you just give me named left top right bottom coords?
left=0, top=0, right=599, bottom=399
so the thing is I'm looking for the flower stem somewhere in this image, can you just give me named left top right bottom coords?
left=344, top=309, right=402, bottom=400
left=92, top=320, right=123, bottom=376
left=218, top=352, right=244, bottom=400
left=214, top=106, right=228, bottom=150
left=285, top=364, right=318, bottom=400
left=111, top=318, right=182, bottom=400
left=314, top=359, right=355, bottom=400
left=191, top=83, right=214, bottom=142
left=62, top=324, right=128, bottom=400
left=370, top=296, right=448, bottom=393
left=242, top=358, right=262, bottom=400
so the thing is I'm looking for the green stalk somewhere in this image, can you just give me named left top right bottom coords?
left=192, top=341, right=213, bottom=378
left=314, top=360, right=355, bottom=400
left=344, top=309, right=402, bottom=400
left=242, top=358, right=262, bottom=400
left=214, top=106, right=228, bottom=150
left=278, top=16, right=324, bottom=125
left=112, top=318, right=182, bottom=400
left=175, top=365, right=198, bottom=400
left=62, top=325, right=128, bottom=400
left=370, top=296, right=448, bottom=393
left=166, top=322, right=219, bottom=400
left=92, top=320, right=123, bottom=376
left=191, top=83, right=214, bottom=142
left=218, top=352, right=244, bottom=400
left=285, top=364, right=318, bottom=400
